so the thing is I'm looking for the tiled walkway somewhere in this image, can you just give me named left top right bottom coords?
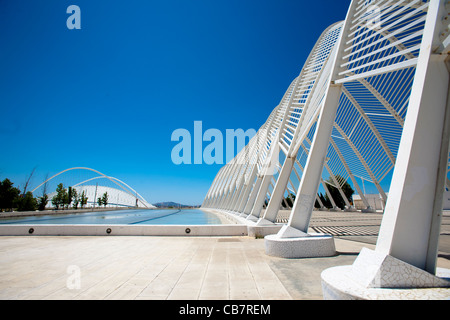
left=0, top=236, right=369, bottom=300
left=0, top=210, right=449, bottom=300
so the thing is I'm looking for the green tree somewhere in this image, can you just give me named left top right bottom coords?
left=97, top=197, right=103, bottom=207
left=101, top=192, right=108, bottom=207
left=80, top=190, right=88, bottom=209
left=52, top=183, right=67, bottom=210
left=324, top=175, right=354, bottom=210
left=0, top=178, right=21, bottom=211
left=284, top=193, right=295, bottom=208
left=37, top=194, right=48, bottom=211
left=71, top=188, right=79, bottom=209
left=315, top=192, right=329, bottom=209
left=51, top=195, right=60, bottom=209
left=17, top=192, right=37, bottom=211
left=67, top=187, right=72, bottom=209
left=37, top=173, right=49, bottom=211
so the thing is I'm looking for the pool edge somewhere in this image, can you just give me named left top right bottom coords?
left=0, top=224, right=248, bottom=237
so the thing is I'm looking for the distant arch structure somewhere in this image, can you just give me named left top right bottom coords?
left=31, top=167, right=155, bottom=209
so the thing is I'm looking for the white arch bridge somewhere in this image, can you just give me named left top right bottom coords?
left=31, top=167, right=155, bottom=209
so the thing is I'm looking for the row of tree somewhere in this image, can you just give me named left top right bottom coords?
left=49, top=183, right=109, bottom=210
left=0, top=178, right=40, bottom=212
left=0, top=178, right=109, bottom=212
left=51, top=184, right=88, bottom=210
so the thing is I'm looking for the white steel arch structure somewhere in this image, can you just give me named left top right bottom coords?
left=203, top=0, right=450, bottom=284
left=31, top=167, right=154, bottom=208
left=203, top=21, right=347, bottom=215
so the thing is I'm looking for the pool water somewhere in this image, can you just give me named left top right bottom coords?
left=0, top=209, right=223, bottom=225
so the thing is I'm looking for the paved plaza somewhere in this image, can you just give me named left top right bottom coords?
left=0, top=211, right=449, bottom=300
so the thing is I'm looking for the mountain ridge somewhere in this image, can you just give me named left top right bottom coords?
left=153, top=201, right=200, bottom=208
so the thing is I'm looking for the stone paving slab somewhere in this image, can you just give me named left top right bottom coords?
left=0, top=235, right=380, bottom=300
left=0, top=210, right=448, bottom=300
left=0, top=236, right=291, bottom=300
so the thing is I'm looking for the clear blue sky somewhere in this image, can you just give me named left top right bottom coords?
left=0, top=0, right=351, bottom=205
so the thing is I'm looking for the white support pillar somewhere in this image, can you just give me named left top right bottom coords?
left=329, top=138, right=371, bottom=210
left=232, top=181, right=247, bottom=212
left=260, top=156, right=295, bottom=223
left=265, top=84, right=342, bottom=258
left=324, top=163, right=351, bottom=209
left=243, top=175, right=263, bottom=215
left=333, top=122, right=388, bottom=204
left=303, top=136, right=351, bottom=209
left=249, top=173, right=273, bottom=218
left=228, top=182, right=243, bottom=211
left=283, top=84, right=343, bottom=235
left=315, top=194, right=326, bottom=210
left=321, top=178, right=339, bottom=210
left=248, top=135, right=280, bottom=217
left=375, top=9, right=450, bottom=272
left=264, top=5, right=352, bottom=255
left=236, top=165, right=257, bottom=213
left=321, top=1, right=450, bottom=300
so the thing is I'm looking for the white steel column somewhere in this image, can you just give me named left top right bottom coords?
left=249, top=172, right=274, bottom=218
left=376, top=0, right=450, bottom=272
left=276, top=0, right=355, bottom=237
left=243, top=175, right=263, bottom=215
left=322, top=2, right=450, bottom=300
left=321, top=178, right=339, bottom=210
left=260, top=157, right=295, bottom=223
left=248, top=130, right=281, bottom=217
left=329, top=137, right=371, bottom=210
left=333, top=122, right=388, bottom=203
left=324, top=162, right=351, bottom=209
left=228, top=180, right=244, bottom=211
left=282, top=85, right=343, bottom=235
left=236, top=165, right=257, bottom=212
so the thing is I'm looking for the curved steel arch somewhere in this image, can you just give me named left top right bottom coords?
left=71, top=176, right=151, bottom=208
left=32, top=167, right=115, bottom=193
left=31, top=167, right=152, bottom=208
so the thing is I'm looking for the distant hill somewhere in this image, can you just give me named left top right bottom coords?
left=153, top=202, right=200, bottom=208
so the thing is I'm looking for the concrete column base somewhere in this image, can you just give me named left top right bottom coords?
left=321, top=248, right=450, bottom=300
left=248, top=225, right=283, bottom=238
left=248, top=219, right=282, bottom=238
left=246, top=215, right=259, bottom=222
left=264, top=226, right=336, bottom=258
left=361, top=206, right=376, bottom=213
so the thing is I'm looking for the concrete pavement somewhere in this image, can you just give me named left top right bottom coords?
left=0, top=235, right=448, bottom=300
left=0, top=210, right=448, bottom=300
